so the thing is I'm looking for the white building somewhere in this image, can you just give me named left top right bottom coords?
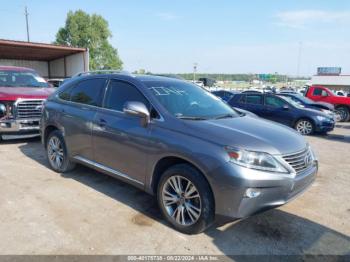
left=311, top=75, right=350, bottom=92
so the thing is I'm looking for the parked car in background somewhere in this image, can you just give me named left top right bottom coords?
left=211, top=90, right=238, bottom=102
left=277, top=93, right=336, bottom=121
left=0, top=66, right=55, bottom=140
left=304, top=85, right=350, bottom=122
left=47, top=78, right=65, bottom=88
left=198, top=77, right=216, bottom=87
left=241, top=89, right=263, bottom=94
left=41, top=72, right=317, bottom=234
left=212, top=90, right=258, bottom=117
left=228, top=92, right=335, bottom=135
left=334, top=90, right=347, bottom=97
left=192, top=80, right=204, bottom=87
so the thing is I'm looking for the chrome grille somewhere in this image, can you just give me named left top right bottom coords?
left=16, top=100, right=44, bottom=119
left=282, top=147, right=313, bottom=174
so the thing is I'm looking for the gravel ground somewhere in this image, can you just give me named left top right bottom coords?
left=0, top=123, right=349, bottom=255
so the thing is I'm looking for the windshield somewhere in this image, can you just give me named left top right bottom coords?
left=292, top=94, right=313, bottom=104
left=281, top=96, right=304, bottom=108
left=145, top=80, right=239, bottom=119
left=0, top=70, right=49, bottom=88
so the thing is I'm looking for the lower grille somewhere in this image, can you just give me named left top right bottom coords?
left=282, top=147, right=313, bottom=174
left=16, top=100, right=44, bottom=119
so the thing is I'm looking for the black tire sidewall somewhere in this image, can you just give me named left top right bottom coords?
left=46, top=130, right=74, bottom=173
left=157, top=164, right=214, bottom=234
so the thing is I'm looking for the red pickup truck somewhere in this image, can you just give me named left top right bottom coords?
left=305, top=85, right=350, bottom=122
left=0, top=66, right=55, bottom=140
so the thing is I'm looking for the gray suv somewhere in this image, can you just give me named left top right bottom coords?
left=41, top=72, right=318, bottom=234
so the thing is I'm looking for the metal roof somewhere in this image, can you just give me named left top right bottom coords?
left=0, top=39, right=87, bottom=61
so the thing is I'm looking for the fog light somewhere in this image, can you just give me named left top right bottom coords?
left=244, top=188, right=261, bottom=198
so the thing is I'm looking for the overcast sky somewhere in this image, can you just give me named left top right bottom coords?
left=0, top=0, right=349, bottom=75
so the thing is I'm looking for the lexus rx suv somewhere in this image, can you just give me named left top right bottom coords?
left=41, top=72, right=318, bottom=234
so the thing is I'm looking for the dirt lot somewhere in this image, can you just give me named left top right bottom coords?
left=0, top=123, right=349, bottom=255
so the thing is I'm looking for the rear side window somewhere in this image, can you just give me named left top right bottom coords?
left=70, top=78, right=106, bottom=106
left=104, top=80, right=150, bottom=111
left=246, top=95, right=262, bottom=105
left=313, top=88, right=323, bottom=96
left=265, top=96, right=286, bottom=107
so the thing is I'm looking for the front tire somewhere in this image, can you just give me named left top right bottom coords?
left=157, top=164, right=215, bottom=234
left=46, top=130, right=76, bottom=173
left=335, top=106, right=350, bottom=122
left=295, top=119, right=314, bottom=135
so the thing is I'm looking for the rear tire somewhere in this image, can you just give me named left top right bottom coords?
left=335, top=106, right=350, bottom=122
left=46, top=130, right=76, bottom=173
left=295, top=119, right=314, bottom=135
left=157, top=164, right=215, bottom=234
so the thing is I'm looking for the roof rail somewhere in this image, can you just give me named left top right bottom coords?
left=72, top=70, right=131, bottom=78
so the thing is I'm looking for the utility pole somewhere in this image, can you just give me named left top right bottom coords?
left=25, top=6, right=30, bottom=42
left=193, top=63, right=197, bottom=82
left=296, top=41, right=302, bottom=77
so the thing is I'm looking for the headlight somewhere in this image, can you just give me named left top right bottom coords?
left=321, top=109, right=332, bottom=115
left=307, top=143, right=317, bottom=162
left=316, top=115, right=329, bottom=121
left=225, top=147, right=288, bottom=173
left=0, top=102, right=14, bottom=119
left=0, top=103, right=5, bottom=117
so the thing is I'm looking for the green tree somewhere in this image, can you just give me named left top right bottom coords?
left=55, top=10, right=123, bottom=70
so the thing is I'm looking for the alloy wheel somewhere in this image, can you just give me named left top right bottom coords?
left=47, top=136, right=64, bottom=169
left=296, top=120, right=313, bottom=135
left=335, top=108, right=348, bottom=122
left=161, top=175, right=201, bottom=226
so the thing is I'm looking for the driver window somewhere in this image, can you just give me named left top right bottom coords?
left=313, top=88, right=323, bottom=96
left=104, top=80, right=150, bottom=112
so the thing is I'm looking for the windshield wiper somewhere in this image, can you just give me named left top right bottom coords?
left=214, top=113, right=236, bottom=119
left=176, top=115, right=209, bottom=120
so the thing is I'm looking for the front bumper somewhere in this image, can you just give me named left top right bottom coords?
left=315, top=119, right=335, bottom=132
left=0, top=118, right=41, bottom=136
left=208, top=160, right=318, bottom=221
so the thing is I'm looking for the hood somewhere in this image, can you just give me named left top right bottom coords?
left=0, top=87, right=55, bottom=101
left=298, top=106, right=332, bottom=118
left=182, top=116, right=306, bottom=155
left=312, top=101, right=334, bottom=110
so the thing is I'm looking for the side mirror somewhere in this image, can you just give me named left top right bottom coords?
left=283, top=105, right=289, bottom=110
left=123, top=101, right=150, bottom=127
left=321, top=91, right=328, bottom=97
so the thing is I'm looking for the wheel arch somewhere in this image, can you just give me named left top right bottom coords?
left=294, top=116, right=316, bottom=127
left=334, top=104, right=350, bottom=110
left=43, top=125, right=60, bottom=147
left=150, top=156, right=214, bottom=202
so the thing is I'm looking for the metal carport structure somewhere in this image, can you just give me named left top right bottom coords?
left=0, top=39, right=89, bottom=78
